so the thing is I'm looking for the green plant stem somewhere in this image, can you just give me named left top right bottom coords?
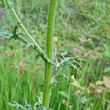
left=6, top=0, right=42, bottom=53
left=43, top=0, right=57, bottom=107
left=5, top=0, right=54, bottom=64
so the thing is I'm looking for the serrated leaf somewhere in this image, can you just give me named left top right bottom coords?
left=0, top=27, right=54, bottom=64
left=8, top=101, right=27, bottom=110
left=8, top=100, right=33, bottom=110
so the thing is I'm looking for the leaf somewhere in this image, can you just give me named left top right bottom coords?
left=0, top=27, right=54, bottom=64
left=89, top=83, right=96, bottom=88
left=104, top=67, right=110, bottom=73
left=24, top=100, right=32, bottom=110
left=8, top=100, right=33, bottom=110
left=8, top=101, right=27, bottom=110
left=70, top=82, right=86, bottom=90
left=103, top=75, right=110, bottom=88
left=58, top=91, right=69, bottom=99
left=103, top=44, right=110, bottom=58
left=34, top=106, right=53, bottom=110
left=96, top=81, right=104, bottom=86
left=106, top=35, right=110, bottom=39
left=57, top=52, right=85, bottom=76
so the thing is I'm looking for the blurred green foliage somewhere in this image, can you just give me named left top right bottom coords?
left=0, top=0, right=110, bottom=110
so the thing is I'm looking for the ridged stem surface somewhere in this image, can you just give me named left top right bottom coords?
left=43, top=0, right=57, bottom=107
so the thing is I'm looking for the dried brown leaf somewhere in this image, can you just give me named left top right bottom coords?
left=103, top=75, right=110, bottom=89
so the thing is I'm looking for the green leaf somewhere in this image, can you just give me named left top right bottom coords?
left=58, top=91, right=69, bottom=99
left=103, top=44, right=110, bottom=58
left=0, top=27, right=54, bottom=64
left=56, top=52, right=85, bottom=75
left=104, top=67, right=110, bottom=73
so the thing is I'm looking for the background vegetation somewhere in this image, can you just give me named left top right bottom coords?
left=0, top=0, right=110, bottom=110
